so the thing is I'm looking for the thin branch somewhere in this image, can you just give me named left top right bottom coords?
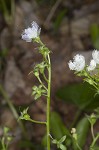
left=29, top=118, right=46, bottom=125
left=37, top=76, right=48, bottom=91
left=43, top=72, right=48, bottom=83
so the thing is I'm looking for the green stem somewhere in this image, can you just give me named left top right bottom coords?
left=90, top=134, right=99, bottom=150
left=43, top=72, right=48, bottom=83
left=35, top=39, right=51, bottom=149
left=28, top=118, right=46, bottom=125
left=46, top=54, right=51, bottom=150
left=37, top=76, right=48, bottom=91
left=86, top=71, right=98, bottom=90
left=0, top=84, right=27, bottom=139
left=38, top=38, right=44, bottom=46
left=76, top=143, right=82, bottom=150
left=91, top=124, right=95, bottom=140
left=2, top=138, right=6, bottom=150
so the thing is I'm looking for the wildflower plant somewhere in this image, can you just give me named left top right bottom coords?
left=19, top=21, right=99, bottom=150
left=68, top=50, right=99, bottom=150
left=68, top=50, right=99, bottom=93
left=19, top=21, right=66, bottom=150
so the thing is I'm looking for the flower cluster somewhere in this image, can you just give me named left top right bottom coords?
left=87, top=59, right=96, bottom=71
left=21, top=21, right=41, bottom=42
left=68, top=54, right=85, bottom=71
left=68, top=50, right=99, bottom=72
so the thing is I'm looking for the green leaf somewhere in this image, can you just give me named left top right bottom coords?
left=50, top=112, right=71, bottom=147
left=51, top=112, right=70, bottom=139
left=92, top=145, right=99, bottom=150
left=54, top=9, right=67, bottom=31
left=90, top=24, right=99, bottom=49
left=90, top=24, right=99, bottom=43
left=34, top=93, right=41, bottom=100
left=52, top=136, right=66, bottom=149
left=32, top=86, right=37, bottom=90
left=59, top=144, right=67, bottom=150
left=32, top=85, right=46, bottom=100
left=52, top=139, right=57, bottom=144
left=73, top=117, right=90, bottom=150
left=56, top=82, right=99, bottom=111
left=59, top=135, right=66, bottom=144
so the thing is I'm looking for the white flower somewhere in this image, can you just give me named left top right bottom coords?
left=21, top=21, right=41, bottom=42
left=87, top=59, right=96, bottom=71
left=92, top=50, right=99, bottom=64
left=68, top=54, right=85, bottom=71
left=68, top=61, right=76, bottom=70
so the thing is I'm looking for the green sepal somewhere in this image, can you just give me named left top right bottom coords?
left=86, top=113, right=97, bottom=126
left=32, top=85, right=46, bottom=100
left=34, top=62, right=48, bottom=74
left=52, top=135, right=67, bottom=150
left=19, top=107, right=30, bottom=120
left=39, top=46, right=50, bottom=57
